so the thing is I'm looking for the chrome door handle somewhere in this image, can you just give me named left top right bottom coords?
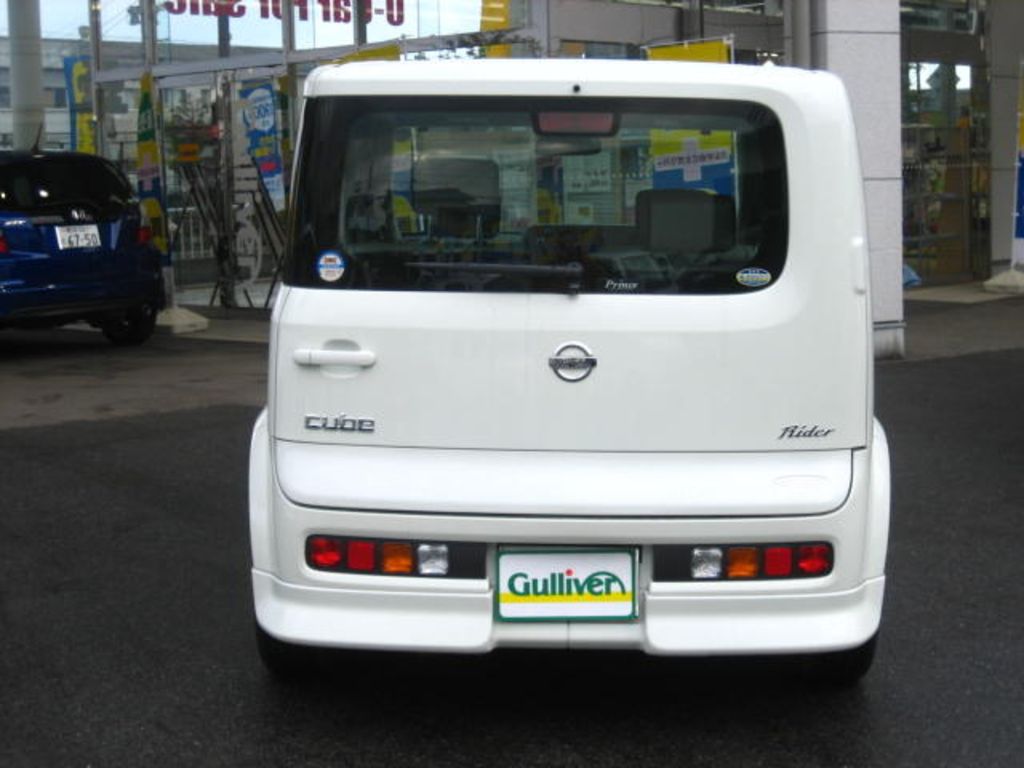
left=292, top=348, right=376, bottom=367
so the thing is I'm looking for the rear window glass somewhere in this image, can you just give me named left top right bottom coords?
left=0, top=156, right=133, bottom=218
left=286, top=96, right=787, bottom=295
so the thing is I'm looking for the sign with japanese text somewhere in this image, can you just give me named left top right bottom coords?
left=162, top=0, right=405, bottom=26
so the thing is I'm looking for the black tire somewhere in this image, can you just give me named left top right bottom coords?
left=255, top=622, right=317, bottom=680
left=808, top=634, right=878, bottom=687
left=102, top=302, right=158, bottom=346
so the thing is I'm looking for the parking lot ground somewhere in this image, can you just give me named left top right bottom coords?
left=0, top=326, right=266, bottom=428
left=2, top=312, right=1024, bottom=767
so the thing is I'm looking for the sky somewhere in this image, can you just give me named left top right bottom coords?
left=1, top=1, right=497, bottom=50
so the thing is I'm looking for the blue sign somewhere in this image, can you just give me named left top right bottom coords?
left=239, top=80, right=286, bottom=210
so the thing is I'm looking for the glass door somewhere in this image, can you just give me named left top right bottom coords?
left=902, top=59, right=990, bottom=283
left=160, top=74, right=222, bottom=299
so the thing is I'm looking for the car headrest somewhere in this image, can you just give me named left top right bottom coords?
left=636, top=189, right=735, bottom=253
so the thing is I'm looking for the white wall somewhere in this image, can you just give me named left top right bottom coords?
left=807, top=0, right=904, bottom=357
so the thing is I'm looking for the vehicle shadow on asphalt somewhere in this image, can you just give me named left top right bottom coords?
left=247, top=648, right=879, bottom=765
left=259, top=646, right=869, bottom=713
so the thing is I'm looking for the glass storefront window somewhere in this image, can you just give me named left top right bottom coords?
left=607, top=0, right=782, bottom=14
left=902, top=58, right=990, bottom=281
left=157, top=1, right=283, bottom=63
left=292, top=0, right=526, bottom=50
left=98, top=79, right=141, bottom=179
left=900, top=1, right=985, bottom=34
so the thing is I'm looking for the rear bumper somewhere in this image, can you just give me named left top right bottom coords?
left=253, top=568, right=884, bottom=655
left=0, top=281, right=164, bottom=325
left=250, top=411, right=891, bottom=656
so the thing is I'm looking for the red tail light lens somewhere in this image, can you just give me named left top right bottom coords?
left=307, top=536, right=343, bottom=569
left=347, top=540, right=377, bottom=572
left=797, top=544, right=833, bottom=576
left=536, top=111, right=616, bottom=135
left=763, top=547, right=794, bottom=577
left=0, top=231, right=9, bottom=255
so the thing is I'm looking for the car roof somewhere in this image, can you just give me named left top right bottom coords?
left=0, top=150, right=107, bottom=166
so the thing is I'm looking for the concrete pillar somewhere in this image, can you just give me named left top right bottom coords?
left=784, top=0, right=812, bottom=68
left=807, top=0, right=904, bottom=358
left=9, top=0, right=45, bottom=150
left=525, top=0, right=552, bottom=57
left=142, top=0, right=158, bottom=67
left=987, top=0, right=1024, bottom=271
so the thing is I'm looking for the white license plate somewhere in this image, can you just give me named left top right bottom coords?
left=496, top=548, right=638, bottom=622
left=56, top=225, right=101, bottom=250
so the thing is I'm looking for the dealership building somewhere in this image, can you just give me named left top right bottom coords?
left=2, top=0, right=1022, bottom=356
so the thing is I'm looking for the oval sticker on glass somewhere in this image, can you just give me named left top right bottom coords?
left=736, top=267, right=772, bottom=288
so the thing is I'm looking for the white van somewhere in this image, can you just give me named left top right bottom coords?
left=250, top=59, right=890, bottom=682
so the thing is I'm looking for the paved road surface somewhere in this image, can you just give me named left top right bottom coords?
left=1, top=328, right=1021, bottom=767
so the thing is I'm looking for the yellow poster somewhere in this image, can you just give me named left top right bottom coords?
left=646, top=37, right=735, bottom=195
left=481, top=0, right=512, bottom=58
left=62, top=56, right=96, bottom=153
left=137, top=72, right=169, bottom=258
left=334, top=43, right=401, bottom=65
left=647, top=38, right=732, bottom=64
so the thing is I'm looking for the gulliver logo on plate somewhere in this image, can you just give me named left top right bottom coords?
left=496, top=549, right=637, bottom=621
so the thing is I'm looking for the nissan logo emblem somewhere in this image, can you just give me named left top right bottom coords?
left=548, top=342, right=597, bottom=383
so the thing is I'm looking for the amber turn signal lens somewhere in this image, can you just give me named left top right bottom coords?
left=726, top=547, right=759, bottom=578
left=381, top=542, right=414, bottom=574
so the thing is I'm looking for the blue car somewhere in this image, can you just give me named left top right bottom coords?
left=0, top=150, right=164, bottom=345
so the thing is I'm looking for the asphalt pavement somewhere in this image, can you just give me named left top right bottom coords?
left=1, top=291, right=1023, bottom=767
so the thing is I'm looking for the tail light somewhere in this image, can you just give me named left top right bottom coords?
left=796, top=544, right=833, bottom=576
left=136, top=225, right=153, bottom=245
left=654, top=542, right=834, bottom=581
left=0, top=231, right=9, bottom=255
left=305, top=536, right=482, bottom=578
left=307, top=536, right=343, bottom=569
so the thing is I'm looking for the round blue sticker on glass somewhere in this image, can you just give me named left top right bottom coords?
left=736, top=267, right=772, bottom=288
left=317, top=251, right=346, bottom=283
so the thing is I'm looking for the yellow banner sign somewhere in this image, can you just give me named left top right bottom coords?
left=647, top=39, right=732, bottom=64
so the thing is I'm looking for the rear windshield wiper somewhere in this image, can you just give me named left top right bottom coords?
left=405, top=260, right=584, bottom=294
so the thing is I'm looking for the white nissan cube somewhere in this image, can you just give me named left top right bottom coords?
left=249, top=59, right=890, bottom=683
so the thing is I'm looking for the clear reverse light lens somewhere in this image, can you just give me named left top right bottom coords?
left=691, top=547, right=723, bottom=579
left=417, top=544, right=449, bottom=576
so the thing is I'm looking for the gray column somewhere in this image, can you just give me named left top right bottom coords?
left=988, top=0, right=1024, bottom=270
left=784, top=0, right=812, bottom=68
left=281, top=0, right=299, bottom=143
left=807, top=0, right=904, bottom=358
left=9, top=0, right=45, bottom=150
left=89, top=0, right=104, bottom=155
left=524, top=0, right=552, bottom=57
left=142, top=0, right=158, bottom=67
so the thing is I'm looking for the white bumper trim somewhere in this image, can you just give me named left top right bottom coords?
left=254, top=569, right=884, bottom=655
